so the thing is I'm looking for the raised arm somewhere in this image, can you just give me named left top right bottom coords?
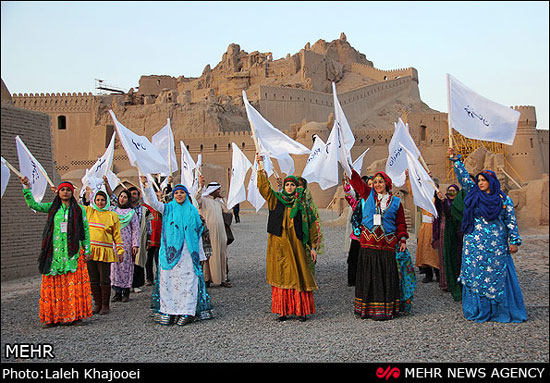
left=348, top=169, right=371, bottom=200
left=448, top=147, right=475, bottom=192
left=19, top=176, right=52, bottom=213
left=140, top=176, right=165, bottom=215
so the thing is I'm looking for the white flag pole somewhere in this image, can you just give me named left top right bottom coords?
left=446, top=74, right=454, bottom=155
left=37, top=164, right=55, bottom=188
left=167, top=119, right=173, bottom=177
left=3, top=158, right=23, bottom=178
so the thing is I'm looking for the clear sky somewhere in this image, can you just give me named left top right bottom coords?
left=2, top=1, right=549, bottom=130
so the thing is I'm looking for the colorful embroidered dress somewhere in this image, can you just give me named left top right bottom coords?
left=23, top=188, right=92, bottom=324
left=452, top=159, right=526, bottom=323
left=349, top=170, right=412, bottom=320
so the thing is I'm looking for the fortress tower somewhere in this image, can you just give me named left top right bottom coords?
left=504, top=106, right=545, bottom=183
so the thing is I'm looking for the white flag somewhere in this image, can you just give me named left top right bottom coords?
left=447, top=74, right=520, bottom=145
left=180, top=140, right=196, bottom=190
left=401, top=144, right=438, bottom=218
left=317, top=124, right=340, bottom=190
left=109, top=110, right=170, bottom=175
left=226, top=142, right=252, bottom=209
left=317, top=83, right=356, bottom=189
left=386, top=118, right=420, bottom=187
left=247, top=160, right=266, bottom=212
left=352, top=148, right=370, bottom=174
left=1, top=156, right=10, bottom=198
left=152, top=119, right=178, bottom=175
left=301, top=134, right=326, bottom=184
left=15, top=136, right=49, bottom=203
left=190, top=154, right=202, bottom=196
left=331, top=82, right=355, bottom=175
left=81, top=132, right=120, bottom=195
left=242, top=91, right=310, bottom=175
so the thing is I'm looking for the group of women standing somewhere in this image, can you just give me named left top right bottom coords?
left=18, top=144, right=527, bottom=328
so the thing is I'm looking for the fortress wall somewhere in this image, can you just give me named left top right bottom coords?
left=537, top=129, right=549, bottom=174
left=258, top=76, right=418, bottom=131
left=350, top=63, right=418, bottom=83
left=1, top=104, right=59, bottom=281
left=12, top=93, right=97, bottom=168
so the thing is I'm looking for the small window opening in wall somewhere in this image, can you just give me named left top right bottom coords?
left=420, top=125, right=427, bottom=141
left=105, top=124, right=114, bottom=147
left=58, top=115, right=67, bottom=130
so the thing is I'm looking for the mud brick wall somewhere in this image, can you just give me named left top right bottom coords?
left=1, top=104, right=58, bottom=281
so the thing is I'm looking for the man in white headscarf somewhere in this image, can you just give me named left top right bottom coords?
left=196, top=177, right=231, bottom=287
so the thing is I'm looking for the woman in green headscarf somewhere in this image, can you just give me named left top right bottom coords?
left=256, top=154, right=319, bottom=322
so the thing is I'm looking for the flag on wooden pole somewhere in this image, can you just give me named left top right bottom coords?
left=109, top=110, right=170, bottom=175
left=180, top=140, right=196, bottom=190
left=226, top=142, right=252, bottom=209
left=1, top=156, right=11, bottom=198
left=15, top=135, right=51, bottom=202
left=386, top=118, right=420, bottom=187
left=152, top=118, right=178, bottom=175
left=401, top=143, right=438, bottom=218
left=447, top=74, right=520, bottom=145
left=242, top=91, right=310, bottom=175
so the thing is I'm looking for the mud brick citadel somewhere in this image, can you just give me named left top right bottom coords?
left=3, top=33, right=548, bottom=250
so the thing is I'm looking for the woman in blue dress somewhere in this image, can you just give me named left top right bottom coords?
left=448, top=148, right=527, bottom=323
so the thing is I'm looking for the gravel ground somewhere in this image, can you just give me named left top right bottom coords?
left=1, top=210, right=548, bottom=363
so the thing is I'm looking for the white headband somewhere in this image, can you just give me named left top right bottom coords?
left=201, top=183, right=221, bottom=197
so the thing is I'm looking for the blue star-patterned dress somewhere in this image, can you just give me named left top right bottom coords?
left=453, top=159, right=527, bottom=323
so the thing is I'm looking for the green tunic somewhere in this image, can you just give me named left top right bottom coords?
left=257, top=171, right=318, bottom=292
left=23, top=188, right=91, bottom=276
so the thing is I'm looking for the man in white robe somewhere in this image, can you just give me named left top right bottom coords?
left=196, top=177, right=232, bottom=287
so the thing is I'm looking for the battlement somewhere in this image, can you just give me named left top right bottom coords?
left=11, top=92, right=95, bottom=111
left=351, top=63, right=418, bottom=83
left=513, top=105, right=537, bottom=128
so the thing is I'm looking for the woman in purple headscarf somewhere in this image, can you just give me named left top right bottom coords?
left=448, top=148, right=526, bottom=323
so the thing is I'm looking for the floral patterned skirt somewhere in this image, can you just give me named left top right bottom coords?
left=39, top=255, right=92, bottom=324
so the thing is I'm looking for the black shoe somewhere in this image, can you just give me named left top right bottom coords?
left=422, top=267, right=433, bottom=283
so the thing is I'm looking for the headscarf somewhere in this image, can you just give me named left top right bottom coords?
left=172, top=184, right=189, bottom=197
left=91, top=190, right=110, bottom=212
left=115, top=189, right=135, bottom=229
left=159, top=186, right=203, bottom=270
left=273, top=175, right=317, bottom=247
left=446, top=184, right=460, bottom=198
left=38, top=181, right=85, bottom=275
left=462, top=169, right=505, bottom=234
left=372, top=171, right=392, bottom=193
